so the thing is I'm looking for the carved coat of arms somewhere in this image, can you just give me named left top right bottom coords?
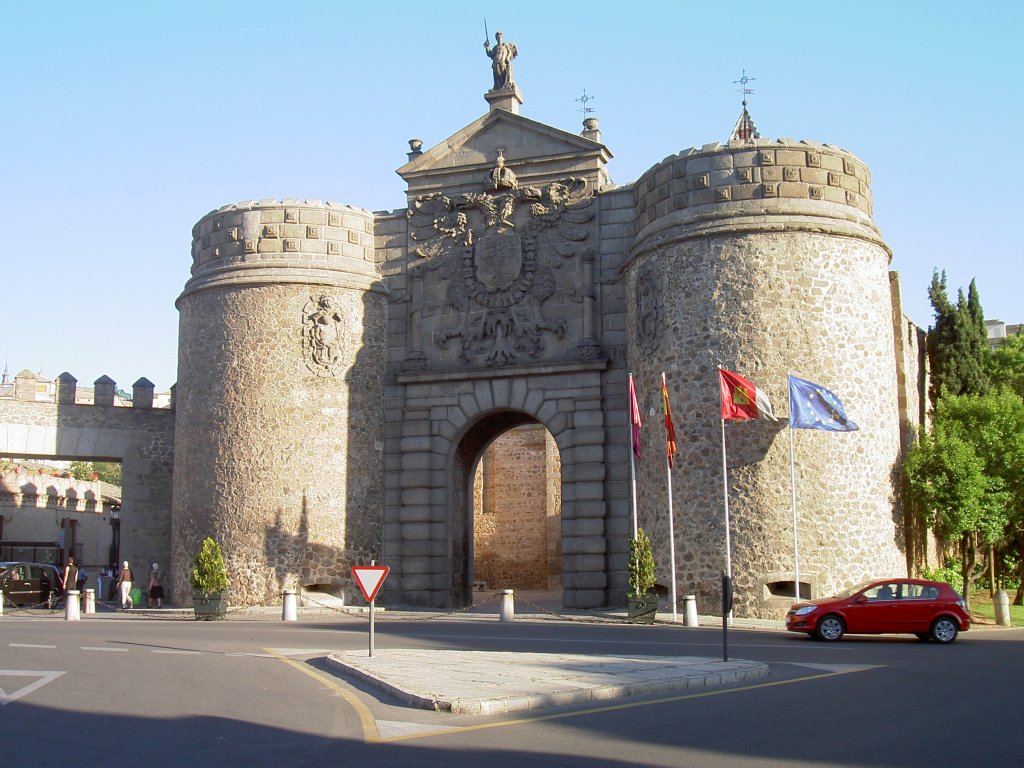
left=405, top=154, right=595, bottom=367
left=302, top=294, right=348, bottom=377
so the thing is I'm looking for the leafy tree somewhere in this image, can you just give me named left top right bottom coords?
left=926, top=271, right=989, bottom=406
left=67, top=460, right=122, bottom=486
left=903, top=430, right=998, bottom=605
left=93, top=462, right=122, bottom=486
left=69, top=461, right=94, bottom=480
left=989, top=332, right=1024, bottom=400
left=906, top=392, right=1024, bottom=605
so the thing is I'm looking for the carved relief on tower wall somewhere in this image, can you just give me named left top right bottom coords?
left=402, top=157, right=598, bottom=370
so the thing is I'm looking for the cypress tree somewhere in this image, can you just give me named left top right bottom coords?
left=926, top=271, right=990, bottom=407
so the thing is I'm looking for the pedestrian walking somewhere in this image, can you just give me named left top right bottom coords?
left=117, top=560, right=135, bottom=609
left=148, top=563, right=164, bottom=608
left=62, top=557, right=79, bottom=602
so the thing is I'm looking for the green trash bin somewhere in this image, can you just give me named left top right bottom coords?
left=130, top=586, right=143, bottom=607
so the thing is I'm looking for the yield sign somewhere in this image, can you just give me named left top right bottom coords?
left=352, top=565, right=389, bottom=602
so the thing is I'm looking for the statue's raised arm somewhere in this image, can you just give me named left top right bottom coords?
left=484, top=30, right=518, bottom=90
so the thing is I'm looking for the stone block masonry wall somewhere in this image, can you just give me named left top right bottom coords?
left=473, top=425, right=561, bottom=590
left=173, top=200, right=386, bottom=607
left=626, top=139, right=904, bottom=619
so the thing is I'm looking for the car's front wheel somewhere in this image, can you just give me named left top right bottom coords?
left=815, top=615, right=845, bottom=642
left=930, top=617, right=959, bottom=644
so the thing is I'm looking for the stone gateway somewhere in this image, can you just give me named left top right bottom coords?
left=2, top=37, right=924, bottom=618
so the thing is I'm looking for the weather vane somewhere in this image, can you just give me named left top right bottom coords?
left=576, top=88, right=596, bottom=118
left=733, top=70, right=756, bottom=105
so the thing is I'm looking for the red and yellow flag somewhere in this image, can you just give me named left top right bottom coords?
left=661, top=373, right=677, bottom=468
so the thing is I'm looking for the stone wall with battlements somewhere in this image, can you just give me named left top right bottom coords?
left=0, top=398, right=174, bottom=580
left=624, top=138, right=903, bottom=619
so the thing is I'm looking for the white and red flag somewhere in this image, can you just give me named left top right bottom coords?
left=718, top=368, right=778, bottom=421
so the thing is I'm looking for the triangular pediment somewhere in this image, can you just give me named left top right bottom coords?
left=398, top=110, right=611, bottom=200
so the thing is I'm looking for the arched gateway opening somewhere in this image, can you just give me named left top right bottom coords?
left=451, top=412, right=561, bottom=607
left=471, top=424, right=561, bottom=596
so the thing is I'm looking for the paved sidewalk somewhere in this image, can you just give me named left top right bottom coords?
left=326, top=649, right=769, bottom=715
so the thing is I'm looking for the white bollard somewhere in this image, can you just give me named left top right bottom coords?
left=65, top=590, right=81, bottom=621
left=994, top=589, right=1011, bottom=627
left=84, top=589, right=96, bottom=614
left=683, top=594, right=699, bottom=627
left=499, top=589, right=515, bottom=623
left=282, top=589, right=298, bottom=622
left=0, top=589, right=4, bottom=616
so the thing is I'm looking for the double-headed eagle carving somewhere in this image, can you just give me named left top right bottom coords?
left=405, top=166, right=594, bottom=366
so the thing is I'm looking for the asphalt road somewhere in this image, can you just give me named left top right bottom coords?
left=2, top=612, right=1021, bottom=767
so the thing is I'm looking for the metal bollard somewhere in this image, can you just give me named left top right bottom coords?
left=282, top=589, right=298, bottom=622
left=499, top=589, right=515, bottom=622
left=994, top=589, right=1011, bottom=626
left=65, top=590, right=81, bottom=621
left=84, top=589, right=95, bottom=614
left=683, top=594, right=699, bottom=627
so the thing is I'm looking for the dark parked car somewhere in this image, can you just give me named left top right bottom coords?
left=785, top=578, right=971, bottom=644
left=0, top=562, right=64, bottom=608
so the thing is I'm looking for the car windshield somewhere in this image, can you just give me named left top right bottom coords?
left=829, top=581, right=876, bottom=600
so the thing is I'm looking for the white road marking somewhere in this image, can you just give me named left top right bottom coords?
left=10, top=644, right=56, bottom=649
left=151, top=649, right=201, bottom=655
left=0, top=670, right=66, bottom=705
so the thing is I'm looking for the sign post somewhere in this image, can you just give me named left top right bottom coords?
left=352, top=564, right=389, bottom=657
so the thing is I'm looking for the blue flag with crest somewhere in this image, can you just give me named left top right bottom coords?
left=788, top=375, right=859, bottom=432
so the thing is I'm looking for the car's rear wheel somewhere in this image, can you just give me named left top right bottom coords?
left=930, top=617, right=959, bottom=644
left=815, top=615, right=845, bottom=642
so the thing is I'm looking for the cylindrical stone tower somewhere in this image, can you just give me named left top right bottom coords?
left=171, top=199, right=385, bottom=607
left=625, top=139, right=905, bottom=618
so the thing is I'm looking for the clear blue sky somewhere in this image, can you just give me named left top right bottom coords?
left=4, top=1, right=1020, bottom=391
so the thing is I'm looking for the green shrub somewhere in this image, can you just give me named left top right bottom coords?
left=191, top=537, right=229, bottom=594
left=628, top=528, right=656, bottom=597
left=921, top=560, right=963, bottom=594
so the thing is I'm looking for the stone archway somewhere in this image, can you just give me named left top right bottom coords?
left=383, top=363, right=616, bottom=609
left=471, top=423, right=561, bottom=595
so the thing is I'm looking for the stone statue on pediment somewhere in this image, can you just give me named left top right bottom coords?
left=484, top=31, right=517, bottom=90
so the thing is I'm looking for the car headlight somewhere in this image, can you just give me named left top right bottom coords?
left=791, top=605, right=818, bottom=616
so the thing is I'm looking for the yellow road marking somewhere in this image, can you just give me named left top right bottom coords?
left=264, top=648, right=380, bottom=743
left=379, top=666, right=880, bottom=743
left=267, top=649, right=879, bottom=746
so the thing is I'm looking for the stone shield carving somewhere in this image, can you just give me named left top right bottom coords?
left=407, top=176, right=594, bottom=367
left=636, top=265, right=660, bottom=354
left=302, top=294, right=348, bottom=378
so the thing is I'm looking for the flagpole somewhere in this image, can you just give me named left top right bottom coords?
left=662, top=372, right=678, bottom=623
left=628, top=373, right=638, bottom=539
left=788, top=375, right=801, bottom=601
left=720, top=418, right=732, bottom=581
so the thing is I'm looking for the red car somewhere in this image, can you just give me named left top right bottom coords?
left=785, top=578, right=971, bottom=644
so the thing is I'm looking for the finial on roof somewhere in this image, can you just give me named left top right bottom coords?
left=729, top=69, right=760, bottom=142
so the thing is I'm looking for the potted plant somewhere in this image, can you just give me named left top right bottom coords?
left=627, top=527, right=657, bottom=624
left=191, top=536, right=229, bottom=620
